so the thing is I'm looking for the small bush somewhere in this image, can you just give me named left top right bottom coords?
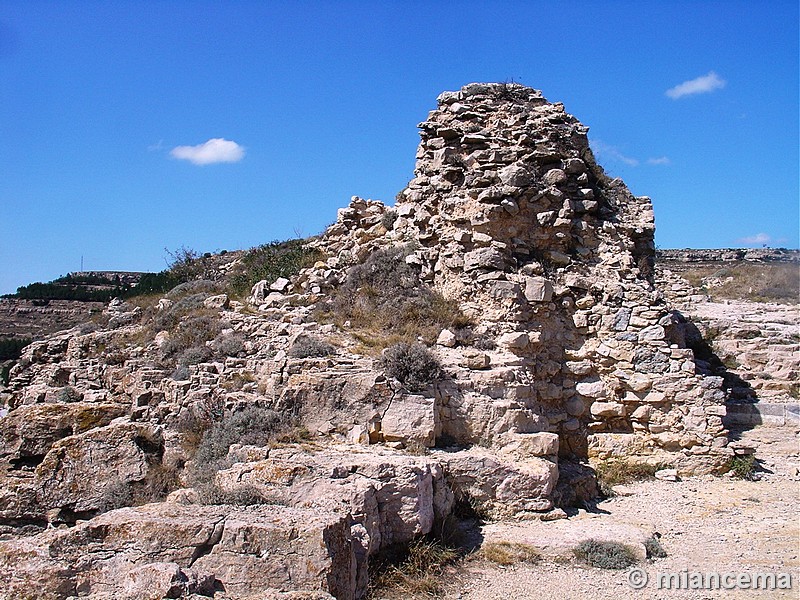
left=171, top=364, right=191, bottom=381
left=573, top=539, right=638, bottom=569
left=165, top=280, right=220, bottom=300
left=288, top=335, right=335, bottom=359
left=729, top=454, right=758, bottom=480
left=159, top=314, right=222, bottom=363
left=178, top=345, right=213, bottom=366
left=381, top=343, right=442, bottom=391
left=315, top=244, right=470, bottom=350
left=644, top=535, right=667, bottom=559
left=482, top=542, right=540, bottom=566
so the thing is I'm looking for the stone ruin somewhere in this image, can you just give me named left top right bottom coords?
left=0, top=83, right=732, bottom=599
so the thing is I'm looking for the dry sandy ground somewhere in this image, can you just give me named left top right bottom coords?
left=435, top=425, right=800, bottom=600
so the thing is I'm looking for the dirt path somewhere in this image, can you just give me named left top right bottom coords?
left=441, top=426, right=800, bottom=599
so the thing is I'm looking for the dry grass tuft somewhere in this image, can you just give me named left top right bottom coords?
left=481, top=541, right=540, bottom=566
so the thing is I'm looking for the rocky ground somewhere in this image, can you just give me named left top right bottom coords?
left=437, top=425, right=800, bottom=600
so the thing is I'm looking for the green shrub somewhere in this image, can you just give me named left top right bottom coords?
left=573, top=539, right=638, bottom=569
left=196, top=483, right=271, bottom=506
left=228, top=239, right=321, bottom=297
left=381, top=343, right=442, bottom=391
left=178, top=345, right=213, bottom=366
left=213, top=333, right=245, bottom=357
left=729, top=454, right=758, bottom=480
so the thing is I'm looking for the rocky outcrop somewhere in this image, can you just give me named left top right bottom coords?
left=0, top=83, right=734, bottom=599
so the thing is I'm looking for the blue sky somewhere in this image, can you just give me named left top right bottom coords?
left=1, top=1, right=798, bottom=294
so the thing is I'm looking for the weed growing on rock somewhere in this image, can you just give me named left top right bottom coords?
left=228, top=239, right=321, bottom=298
left=189, top=406, right=296, bottom=485
left=573, top=539, right=638, bottom=569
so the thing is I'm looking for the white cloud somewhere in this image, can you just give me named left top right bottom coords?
left=170, top=138, right=245, bottom=165
left=737, top=233, right=772, bottom=245
left=591, top=140, right=639, bottom=166
left=666, top=71, right=726, bottom=99
left=647, top=156, right=671, bottom=165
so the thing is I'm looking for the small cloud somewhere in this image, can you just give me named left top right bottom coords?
left=147, top=139, right=164, bottom=152
left=647, top=156, right=671, bottom=166
left=737, top=233, right=771, bottom=246
left=591, top=140, right=639, bottom=166
left=170, top=138, right=245, bottom=165
left=666, top=71, right=726, bottom=99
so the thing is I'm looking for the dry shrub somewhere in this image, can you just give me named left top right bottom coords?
left=188, top=406, right=297, bottom=485
left=316, top=245, right=470, bottom=351
left=595, top=459, right=664, bottom=497
left=288, top=335, right=335, bottom=358
left=368, top=537, right=460, bottom=598
left=482, top=541, right=540, bottom=566
left=573, top=539, right=638, bottom=569
left=381, top=342, right=442, bottom=391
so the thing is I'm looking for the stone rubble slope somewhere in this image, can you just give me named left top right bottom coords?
left=0, top=83, right=734, bottom=600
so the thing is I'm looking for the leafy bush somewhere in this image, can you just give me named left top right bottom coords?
left=729, top=454, right=758, bottom=480
left=228, top=239, right=321, bottom=297
left=573, top=539, right=638, bottom=569
left=381, top=342, right=442, bottom=391
left=288, top=335, right=335, bottom=359
left=178, top=345, right=213, bottom=366
left=160, top=314, right=222, bottom=363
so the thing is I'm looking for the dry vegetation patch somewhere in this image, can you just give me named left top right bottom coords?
left=679, top=262, right=799, bottom=304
